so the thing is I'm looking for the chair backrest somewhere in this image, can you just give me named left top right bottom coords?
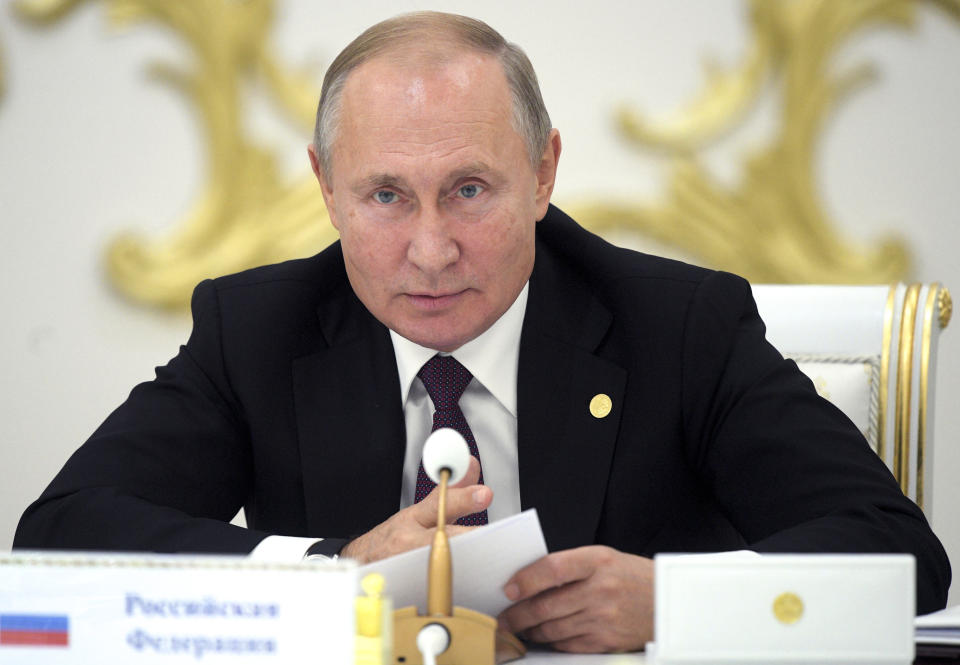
left=751, top=283, right=952, bottom=517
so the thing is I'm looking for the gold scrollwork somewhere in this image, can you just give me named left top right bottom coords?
left=14, top=0, right=334, bottom=308
left=570, top=0, right=960, bottom=285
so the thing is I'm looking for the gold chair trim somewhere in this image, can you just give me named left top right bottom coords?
left=878, top=285, right=898, bottom=463
left=917, top=284, right=941, bottom=513
left=894, top=284, right=921, bottom=496
left=939, top=287, right=953, bottom=330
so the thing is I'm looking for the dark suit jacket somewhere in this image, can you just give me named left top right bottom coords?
left=15, top=205, right=951, bottom=612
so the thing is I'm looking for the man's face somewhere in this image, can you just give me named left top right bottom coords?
left=310, top=50, right=560, bottom=352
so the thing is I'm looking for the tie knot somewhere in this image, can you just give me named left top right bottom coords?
left=418, top=354, right=472, bottom=411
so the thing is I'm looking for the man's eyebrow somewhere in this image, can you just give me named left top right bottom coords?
left=447, top=162, right=494, bottom=181
left=353, top=173, right=404, bottom=192
left=353, top=162, right=497, bottom=192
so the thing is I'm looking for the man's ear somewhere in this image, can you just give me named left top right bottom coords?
left=534, top=128, right=562, bottom=220
left=307, top=143, right=340, bottom=231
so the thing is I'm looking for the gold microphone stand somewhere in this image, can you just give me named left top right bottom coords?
left=393, top=467, right=526, bottom=664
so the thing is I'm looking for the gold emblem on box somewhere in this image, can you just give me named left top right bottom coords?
left=773, top=591, right=804, bottom=625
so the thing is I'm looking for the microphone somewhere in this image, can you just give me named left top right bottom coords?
left=393, top=428, right=525, bottom=665
left=422, top=428, right=470, bottom=617
left=422, top=427, right=472, bottom=486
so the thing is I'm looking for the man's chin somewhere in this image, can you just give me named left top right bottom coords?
left=389, top=303, right=489, bottom=352
left=403, top=333, right=466, bottom=353
left=395, top=322, right=476, bottom=353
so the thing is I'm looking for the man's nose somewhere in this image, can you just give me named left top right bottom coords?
left=406, top=207, right=460, bottom=275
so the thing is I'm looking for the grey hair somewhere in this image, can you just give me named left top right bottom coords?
left=312, top=11, right=552, bottom=176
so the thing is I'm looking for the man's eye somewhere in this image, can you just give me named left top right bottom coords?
left=458, top=184, right=483, bottom=199
left=374, top=190, right=398, bottom=204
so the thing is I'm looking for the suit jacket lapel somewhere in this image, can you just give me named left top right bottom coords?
left=292, top=278, right=406, bottom=538
left=518, top=241, right=627, bottom=552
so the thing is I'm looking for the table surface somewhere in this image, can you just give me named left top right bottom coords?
left=522, top=650, right=646, bottom=664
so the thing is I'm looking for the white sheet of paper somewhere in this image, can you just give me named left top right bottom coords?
left=916, top=603, right=960, bottom=627
left=915, top=603, right=960, bottom=645
left=359, top=508, right=547, bottom=616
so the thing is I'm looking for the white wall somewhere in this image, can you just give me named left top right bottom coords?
left=1, top=1, right=958, bottom=602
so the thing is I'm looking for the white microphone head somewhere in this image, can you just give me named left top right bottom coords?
left=422, top=428, right=471, bottom=485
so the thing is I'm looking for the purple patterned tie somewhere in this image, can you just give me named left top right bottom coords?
left=414, top=354, right=489, bottom=526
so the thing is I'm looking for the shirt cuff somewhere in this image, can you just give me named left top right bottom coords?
left=248, top=535, right=323, bottom=561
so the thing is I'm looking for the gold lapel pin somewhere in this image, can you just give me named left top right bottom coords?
left=589, top=393, right=612, bottom=419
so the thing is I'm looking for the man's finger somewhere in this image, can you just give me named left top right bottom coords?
left=519, top=607, right=591, bottom=646
left=443, top=484, right=493, bottom=522
left=451, top=455, right=481, bottom=488
left=410, top=454, right=484, bottom=526
left=411, top=483, right=492, bottom=526
left=498, top=579, right=588, bottom=634
left=503, top=547, right=608, bottom=602
left=549, top=634, right=609, bottom=654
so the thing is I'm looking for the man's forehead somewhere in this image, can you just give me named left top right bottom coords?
left=327, top=43, right=526, bottom=183
left=337, top=51, right=514, bottom=140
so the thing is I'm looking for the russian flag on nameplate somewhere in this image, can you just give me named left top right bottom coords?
left=0, top=614, right=70, bottom=647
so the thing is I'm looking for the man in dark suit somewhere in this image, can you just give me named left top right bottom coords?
left=15, top=11, right=950, bottom=653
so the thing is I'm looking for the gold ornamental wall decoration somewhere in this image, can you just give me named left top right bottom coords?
left=569, top=0, right=960, bottom=284
left=14, top=0, right=334, bottom=308
left=10, top=0, right=960, bottom=307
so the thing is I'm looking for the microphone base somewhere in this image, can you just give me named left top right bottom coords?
left=394, top=605, right=526, bottom=665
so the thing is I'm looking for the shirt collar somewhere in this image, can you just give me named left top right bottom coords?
left=390, top=282, right=528, bottom=417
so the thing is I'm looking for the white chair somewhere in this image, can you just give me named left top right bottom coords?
left=752, top=283, right=952, bottom=517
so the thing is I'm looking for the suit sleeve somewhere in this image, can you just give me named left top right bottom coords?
left=680, top=271, right=951, bottom=613
left=13, top=280, right=270, bottom=554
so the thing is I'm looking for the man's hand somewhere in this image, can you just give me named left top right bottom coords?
left=339, top=456, right=492, bottom=564
left=498, top=546, right=653, bottom=653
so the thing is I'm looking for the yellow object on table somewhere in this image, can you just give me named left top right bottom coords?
left=356, top=573, right=392, bottom=665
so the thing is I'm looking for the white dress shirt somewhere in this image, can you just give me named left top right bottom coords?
left=250, top=283, right=528, bottom=560
left=392, top=282, right=527, bottom=521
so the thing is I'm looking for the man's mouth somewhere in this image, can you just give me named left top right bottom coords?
left=404, top=290, right=468, bottom=311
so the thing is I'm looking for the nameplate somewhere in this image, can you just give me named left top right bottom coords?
left=649, top=553, right=915, bottom=665
left=0, top=551, right=357, bottom=663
